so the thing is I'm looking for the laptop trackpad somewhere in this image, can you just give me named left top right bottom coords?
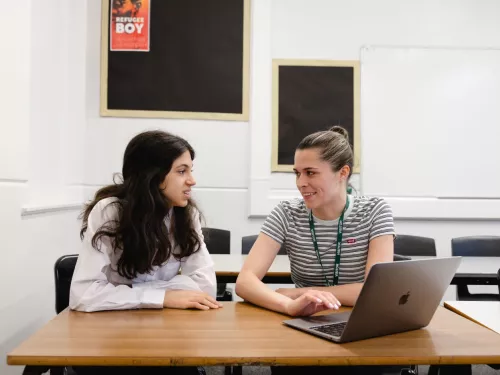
left=290, top=311, right=351, bottom=328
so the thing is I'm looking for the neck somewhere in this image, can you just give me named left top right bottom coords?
left=312, top=192, right=348, bottom=221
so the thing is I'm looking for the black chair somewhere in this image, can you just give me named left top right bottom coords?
left=201, top=227, right=230, bottom=255
left=241, top=234, right=286, bottom=255
left=451, top=236, right=500, bottom=257
left=498, top=268, right=500, bottom=295
left=201, top=227, right=233, bottom=302
left=394, top=235, right=437, bottom=257
left=451, top=236, right=500, bottom=301
left=24, top=255, right=81, bottom=375
left=393, top=253, right=411, bottom=262
left=55, top=254, right=79, bottom=314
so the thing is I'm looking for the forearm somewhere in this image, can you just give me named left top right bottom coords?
left=182, top=267, right=217, bottom=298
left=132, top=276, right=203, bottom=292
left=235, top=271, right=292, bottom=314
left=70, top=280, right=165, bottom=312
left=299, top=283, right=363, bottom=306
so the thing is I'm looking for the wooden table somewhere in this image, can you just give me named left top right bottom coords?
left=8, top=302, right=500, bottom=368
left=213, top=255, right=500, bottom=286
left=444, top=301, right=500, bottom=334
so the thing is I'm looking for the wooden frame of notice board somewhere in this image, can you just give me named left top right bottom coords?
left=100, top=0, right=251, bottom=121
left=272, top=59, right=361, bottom=173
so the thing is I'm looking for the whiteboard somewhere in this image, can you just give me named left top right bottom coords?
left=360, top=46, right=500, bottom=198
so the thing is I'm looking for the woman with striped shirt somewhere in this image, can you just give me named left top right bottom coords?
left=236, top=126, right=395, bottom=318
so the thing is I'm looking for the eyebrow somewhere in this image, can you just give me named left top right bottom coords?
left=175, top=164, right=192, bottom=169
left=293, top=167, right=319, bottom=172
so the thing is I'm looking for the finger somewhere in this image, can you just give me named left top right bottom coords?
left=333, top=296, right=341, bottom=307
left=325, top=292, right=341, bottom=307
left=302, top=290, right=325, bottom=302
left=304, top=291, right=336, bottom=310
left=304, top=293, right=324, bottom=305
left=201, top=298, right=221, bottom=309
left=190, top=302, right=209, bottom=310
left=318, top=292, right=340, bottom=309
left=303, top=290, right=338, bottom=307
left=203, top=294, right=222, bottom=307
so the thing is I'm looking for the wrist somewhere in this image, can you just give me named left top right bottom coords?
left=163, top=290, right=175, bottom=306
left=278, top=296, right=293, bottom=315
left=294, top=288, right=308, bottom=298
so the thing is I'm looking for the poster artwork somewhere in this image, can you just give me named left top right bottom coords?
left=110, top=0, right=150, bottom=51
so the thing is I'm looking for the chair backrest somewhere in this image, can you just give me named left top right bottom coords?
left=498, top=269, right=500, bottom=295
left=394, top=234, right=437, bottom=257
left=393, top=253, right=411, bottom=262
left=202, top=227, right=230, bottom=254
left=451, top=236, right=500, bottom=257
left=241, top=234, right=286, bottom=255
left=451, top=237, right=500, bottom=301
left=54, top=254, right=79, bottom=314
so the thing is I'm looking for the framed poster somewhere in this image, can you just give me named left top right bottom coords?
left=110, top=0, right=150, bottom=51
left=272, top=59, right=360, bottom=173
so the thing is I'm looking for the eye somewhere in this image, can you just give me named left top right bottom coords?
left=178, top=170, right=186, bottom=175
left=306, top=171, right=315, bottom=176
left=294, top=171, right=300, bottom=178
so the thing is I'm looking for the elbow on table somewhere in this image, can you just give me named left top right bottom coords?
left=235, top=271, right=252, bottom=299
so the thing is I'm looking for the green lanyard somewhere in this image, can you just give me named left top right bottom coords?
left=308, top=198, right=350, bottom=287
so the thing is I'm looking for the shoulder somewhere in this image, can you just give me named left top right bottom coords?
left=87, top=197, right=120, bottom=227
left=352, top=196, right=392, bottom=220
left=189, top=206, right=202, bottom=229
left=190, top=206, right=201, bottom=220
left=270, top=198, right=308, bottom=222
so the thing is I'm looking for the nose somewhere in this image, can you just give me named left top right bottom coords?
left=187, top=175, right=196, bottom=187
left=296, top=174, right=308, bottom=188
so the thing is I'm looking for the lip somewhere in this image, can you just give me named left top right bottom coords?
left=302, top=192, right=316, bottom=200
left=183, top=190, right=191, bottom=198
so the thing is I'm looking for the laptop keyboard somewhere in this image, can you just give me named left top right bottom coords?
left=310, top=321, right=347, bottom=337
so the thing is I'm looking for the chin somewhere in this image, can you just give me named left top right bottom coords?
left=169, top=200, right=189, bottom=208
left=178, top=199, right=189, bottom=207
left=303, top=200, right=317, bottom=210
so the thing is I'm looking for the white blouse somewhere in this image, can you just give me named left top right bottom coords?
left=69, top=197, right=217, bottom=312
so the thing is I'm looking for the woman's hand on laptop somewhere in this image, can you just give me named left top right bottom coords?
left=285, top=290, right=341, bottom=317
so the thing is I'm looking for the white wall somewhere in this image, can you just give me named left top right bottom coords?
left=1, top=1, right=86, bottom=374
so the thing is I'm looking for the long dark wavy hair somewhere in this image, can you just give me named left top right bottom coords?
left=80, top=130, right=202, bottom=279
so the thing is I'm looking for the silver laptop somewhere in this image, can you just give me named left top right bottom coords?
left=283, top=257, right=461, bottom=343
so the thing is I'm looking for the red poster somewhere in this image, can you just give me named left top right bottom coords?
left=110, top=0, right=150, bottom=52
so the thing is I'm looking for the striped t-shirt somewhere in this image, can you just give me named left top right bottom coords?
left=261, top=195, right=395, bottom=287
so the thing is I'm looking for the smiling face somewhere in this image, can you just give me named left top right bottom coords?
left=294, top=148, right=349, bottom=211
left=159, top=150, right=196, bottom=207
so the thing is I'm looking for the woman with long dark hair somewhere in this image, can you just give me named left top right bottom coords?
left=70, top=130, right=221, bottom=314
